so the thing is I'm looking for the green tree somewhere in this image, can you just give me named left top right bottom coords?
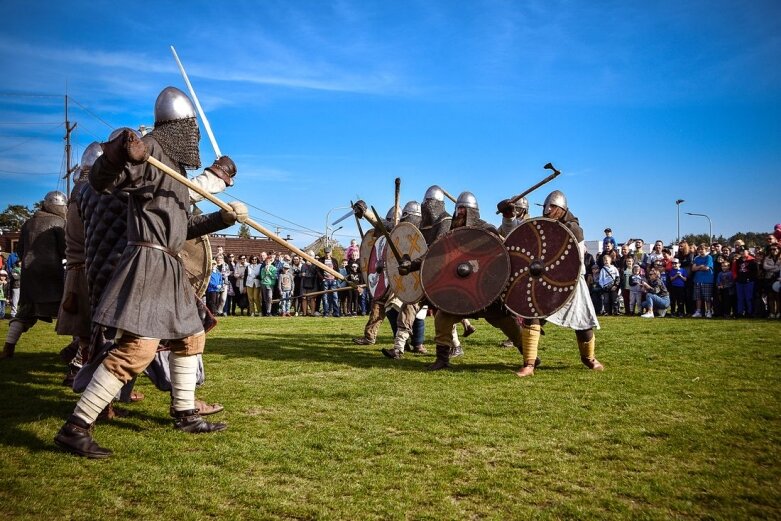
left=238, top=223, right=251, bottom=238
left=0, top=204, right=33, bottom=231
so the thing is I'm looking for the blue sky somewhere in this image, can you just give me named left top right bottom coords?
left=1, top=0, right=779, bottom=248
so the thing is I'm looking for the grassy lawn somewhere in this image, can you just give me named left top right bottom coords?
left=1, top=314, right=779, bottom=520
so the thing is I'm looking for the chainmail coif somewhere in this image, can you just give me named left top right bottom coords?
left=150, top=117, right=201, bottom=169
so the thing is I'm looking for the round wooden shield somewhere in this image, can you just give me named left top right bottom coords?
left=361, top=230, right=389, bottom=299
left=180, top=234, right=212, bottom=298
left=359, top=229, right=377, bottom=284
left=502, top=218, right=581, bottom=318
left=421, top=226, right=510, bottom=315
left=386, top=222, right=427, bottom=304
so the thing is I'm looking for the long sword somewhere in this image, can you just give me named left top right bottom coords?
left=170, top=45, right=222, bottom=159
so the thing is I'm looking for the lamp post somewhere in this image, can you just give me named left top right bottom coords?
left=329, top=226, right=343, bottom=248
left=675, top=199, right=685, bottom=244
left=685, top=212, right=712, bottom=243
left=325, top=206, right=351, bottom=249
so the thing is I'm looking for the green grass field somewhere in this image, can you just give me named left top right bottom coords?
left=1, top=314, right=780, bottom=520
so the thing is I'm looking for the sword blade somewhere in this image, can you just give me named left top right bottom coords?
left=170, top=45, right=222, bottom=158
left=331, top=209, right=355, bottom=226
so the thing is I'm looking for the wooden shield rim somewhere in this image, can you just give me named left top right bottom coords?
left=420, top=226, right=510, bottom=315
left=502, top=217, right=580, bottom=319
left=181, top=234, right=211, bottom=298
left=386, top=222, right=426, bottom=304
left=359, top=229, right=377, bottom=284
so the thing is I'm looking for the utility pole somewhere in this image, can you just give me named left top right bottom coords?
left=63, top=94, right=78, bottom=196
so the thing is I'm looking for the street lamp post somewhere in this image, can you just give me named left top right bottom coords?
left=675, top=199, right=685, bottom=244
left=329, top=226, right=343, bottom=248
left=325, top=206, right=351, bottom=249
left=685, top=212, right=712, bottom=243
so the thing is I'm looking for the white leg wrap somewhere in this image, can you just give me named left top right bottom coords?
left=73, top=364, right=124, bottom=424
left=170, top=352, right=198, bottom=412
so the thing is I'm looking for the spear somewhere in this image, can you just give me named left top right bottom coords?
left=145, top=155, right=348, bottom=283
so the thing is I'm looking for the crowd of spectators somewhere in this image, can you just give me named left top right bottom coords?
left=202, top=243, right=367, bottom=319
left=586, top=226, right=781, bottom=320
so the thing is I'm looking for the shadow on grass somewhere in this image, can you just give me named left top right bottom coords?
left=208, top=332, right=536, bottom=375
left=0, top=352, right=175, bottom=453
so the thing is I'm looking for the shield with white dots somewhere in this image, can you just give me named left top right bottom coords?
left=502, top=218, right=581, bottom=318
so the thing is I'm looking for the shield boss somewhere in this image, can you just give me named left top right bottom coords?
left=421, top=226, right=510, bottom=315
left=502, top=218, right=581, bottom=318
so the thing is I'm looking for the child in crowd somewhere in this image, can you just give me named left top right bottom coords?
left=602, top=228, right=617, bottom=253
left=717, top=261, right=735, bottom=318
left=277, top=263, right=295, bottom=317
left=668, top=258, right=688, bottom=317
left=691, top=243, right=714, bottom=318
left=628, top=264, right=645, bottom=315
left=0, top=269, right=8, bottom=319
left=598, top=253, right=620, bottom=315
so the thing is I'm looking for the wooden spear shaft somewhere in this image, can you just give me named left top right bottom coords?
left=145, top=155, right=347, bottom=282
left=270, top=284, right=365, bottom=303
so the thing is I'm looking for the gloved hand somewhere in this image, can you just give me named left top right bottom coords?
left=496, top=199, right=515, bottom=218
left=206, top=156, right=237, bottom=186
left=397, top=254, right=412, bottom=275
left=352, top=200, right=367, bottom=219
left=220, top=201, right=248, bottom=225
left=101, top=130, right=149, bottom=170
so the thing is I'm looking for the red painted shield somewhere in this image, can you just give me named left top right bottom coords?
left=502, top=218, right=581, bottom=318
left=421, top=226, right=510, bottom=315
left=361, top=230, right=389, bottom=299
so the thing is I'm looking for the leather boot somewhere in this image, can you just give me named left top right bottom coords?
left=1, top=342, right=15, bottom=360
left=409, top=344, right=427, bottom=354
left=427, top=345, right=451, bottom=371
left=173, top=409, right=227, bottom=433
left=54, top=415, right=112, bottom=459
left=352, top=337, right=375, bottom=345
left=581, top=356, right=604, bottom=371
left=170, top=399, right=224, bottom=418
left=381, top=348, right=403, bottom=360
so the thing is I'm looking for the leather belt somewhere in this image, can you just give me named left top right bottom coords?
left=66, top=263, right=86, bottom=271
left=128, top=241, right=180, bottom=261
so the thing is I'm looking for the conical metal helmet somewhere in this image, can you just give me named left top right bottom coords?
left=402, top=200, right=421, bottom=218
left=44, top=190, right=67, bottom=207
left=108, top=127, right=142, bottom=141
left=386, top=207, right=397, bottom=220
left=543, top=190, right=567, bottom=215
left=515, top=196, right=529, bottom=211
left=80, top=142, right=103, bottom=172
left=154, top=86, right=196, bottom=124
left=424, top=185, right=445, bottom=202
left=455, top=191, right=478, bottom=210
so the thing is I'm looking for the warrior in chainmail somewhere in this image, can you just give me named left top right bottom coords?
left=55, top=86, right=246, bottom=459
left=419, top=185, right=452, bottom=246
left=516, top=190, right=603, bottom=377
left=2, top=191, right=67, bottom=360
